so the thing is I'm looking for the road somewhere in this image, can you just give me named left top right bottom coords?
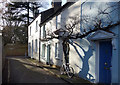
left=2, top=56, right=68, bottom=84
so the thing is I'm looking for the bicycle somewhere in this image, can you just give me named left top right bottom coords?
left=60, top=63, right=74, bottom=78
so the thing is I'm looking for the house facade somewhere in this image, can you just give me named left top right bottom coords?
left=40, top=17, right=63, bottom=66
left=61, top=1, right=120, bottom=83
left=28, top=0, right=120, bottom=83
left=28, top=14, right=41, bottom=60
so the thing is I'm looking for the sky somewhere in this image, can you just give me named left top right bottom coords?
left=0, top=0, right=67, bottom=30
left=0, top=0, right=6, bottom=30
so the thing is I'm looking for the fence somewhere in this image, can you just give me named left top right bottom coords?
left=5, top=43, right=28, bottom=56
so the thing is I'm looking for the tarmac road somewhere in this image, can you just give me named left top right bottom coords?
left=2, top=56, right=69, bottom=84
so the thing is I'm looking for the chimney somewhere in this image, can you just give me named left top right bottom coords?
left=32, top=4, right=40, bottom=18
left=51, top=0, right=62, bottom=11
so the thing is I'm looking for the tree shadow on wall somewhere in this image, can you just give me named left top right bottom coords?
left=69, top=40, right=95, bottom=82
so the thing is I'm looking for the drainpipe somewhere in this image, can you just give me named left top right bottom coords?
left=39, top=26, right=41, bottom=62
left=80, top=1, right=87, bottom=31
left=39, top=40, right=41, bottom=62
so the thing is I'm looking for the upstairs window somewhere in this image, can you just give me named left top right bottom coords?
left=43, top=25, right=46, bottom=38
left=56, top=16, right=58, bottom=29
left=30, top=26, right=31, bottom=36
left=36, top=20, right=38, bottom=32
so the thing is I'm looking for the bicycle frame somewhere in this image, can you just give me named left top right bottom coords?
left=60, top=63, right=74, bottom=78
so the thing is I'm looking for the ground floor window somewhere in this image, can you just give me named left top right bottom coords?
left=55, top=43, right=59, bottom=59
left=28, top=43, right=31, bottom=56
left=35, top=39, right=38, bottom=53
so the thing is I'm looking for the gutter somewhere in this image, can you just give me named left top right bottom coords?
left=80, top=0, right=87, bottom=31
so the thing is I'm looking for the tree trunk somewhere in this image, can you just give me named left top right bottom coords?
left=62, top=40, right=70, bottom=64
left=27, top=2, right=29, bottom=26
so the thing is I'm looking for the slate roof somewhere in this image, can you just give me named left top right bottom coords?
left=40, top=2, right=74, bottom=26
left=29, top=2, right=74, bottom=27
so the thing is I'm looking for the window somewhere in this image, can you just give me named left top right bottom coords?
left=42, top=44, right=45, bottom=57
left=28, top=43, right=31, bottom=56
left=56, top=16, right=58, bottom=29
left=55, top=43, right=59, bottom=58
left=32, top=40, right=34, bottom=57
left=43, top=25, right=46, bottom=38
left=30, top=26, right=31, bottom=36
left=35, top=39, right=37, bottom=53
left=36, top=20, right=38, bottom=32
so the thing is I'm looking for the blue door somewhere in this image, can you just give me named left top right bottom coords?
left=99, top=41, right=112, bottom=83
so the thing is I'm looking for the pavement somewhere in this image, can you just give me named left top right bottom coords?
left=26, top=57, right=94, bottom=84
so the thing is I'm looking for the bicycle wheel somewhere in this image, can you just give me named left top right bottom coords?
left=60, top=65, right=65, bottom=75
left=67, top=67, right=74, bottom=78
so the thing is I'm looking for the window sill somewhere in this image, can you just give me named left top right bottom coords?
left=55, top=57, right=60, bottom=60
left=42, top=57, right=46, bottom=60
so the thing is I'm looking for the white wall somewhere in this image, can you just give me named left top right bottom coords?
left=60, top=1, right=96, bottom=82
left=61, top=1, right=120, bottom=83
left=40, top=18, right=63, bottom=66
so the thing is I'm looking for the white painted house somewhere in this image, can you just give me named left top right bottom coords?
left=28, top=0, right=120, bottom=84
left=60, top=1, right=120, bottom=83
left=28, top=14, right=41, bottom=61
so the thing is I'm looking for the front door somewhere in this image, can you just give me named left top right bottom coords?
left=99, top=41, right=112, bottom=83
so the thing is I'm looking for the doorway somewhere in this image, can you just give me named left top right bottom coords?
left=99, top=41, right=112, bottom=83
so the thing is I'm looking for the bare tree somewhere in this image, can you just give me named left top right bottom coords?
left=2, top=1, right=49, bottom=45
left=43, top=2, right=120, bottom=65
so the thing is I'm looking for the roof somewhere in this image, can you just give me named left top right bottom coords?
left=41, top=8, right=54, bottom=23
left=29, top=2, right=74, bottom=27
left=29, top=8, right=54, bottom=26
left=40, top=2, right=74, bottom=26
